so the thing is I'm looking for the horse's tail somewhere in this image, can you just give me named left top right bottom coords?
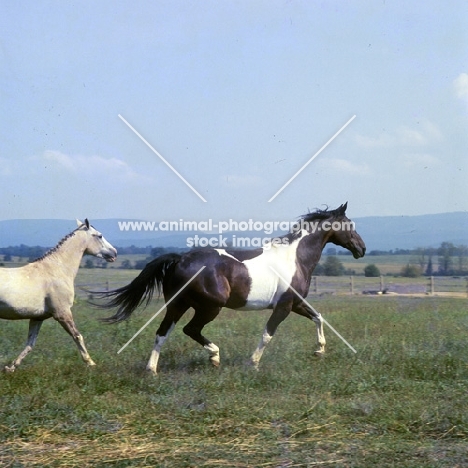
left=99, top=253, right=181, bottom=323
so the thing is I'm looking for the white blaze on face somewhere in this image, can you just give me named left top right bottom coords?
left=240, top=230, right=308, bottom=310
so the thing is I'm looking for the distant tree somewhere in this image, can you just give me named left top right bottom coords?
left=312, top=263, right=324, bottom=276
left=438, top=242, right=455, bottom=275
left=134, top=259, right=148, bottom=270
left=151, top=247, right=167, bottom=258
left=84, top=259, right=94, bottom=269
left=120, top=259, right=133, bottom=269
left=28, top=246, right=47, bottom=262
left=3, top=253, right=12, bottom=262
left=364, top=264, right=380, bottom=277
left=323, top=256, right=345, bottom=276
left=414, top=247, right=428, bottom=272
left=401, top=264, right=421, bottom=278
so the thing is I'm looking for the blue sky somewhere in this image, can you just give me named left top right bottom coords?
left=1, top=1, right=467, bottom=224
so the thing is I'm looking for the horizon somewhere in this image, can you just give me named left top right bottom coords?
left=0, top=208, right=466, bottom=223
left=0, top=211, right=467, bottom=252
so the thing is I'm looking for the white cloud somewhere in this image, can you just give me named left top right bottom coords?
left=319, top=158, right=371, bottom=176
left=223, top=174, right=265, bottom=187
left=354, top=132, right=393, bottom=149
left=0, top=157, right=13, bottom=176
left=400, top=153, right=440, bottom=169
left=454, top=73, right=468, bottom=100
left=355, top=120, right=443, bottom=149
left=38, top=150, right=150, bottom=183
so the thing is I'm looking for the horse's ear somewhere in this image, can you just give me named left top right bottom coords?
left=84, top=218, right=90, bottom=229
left=338, top=202, right=348, bottom=215
left=76, top=219, right=83, bottom=227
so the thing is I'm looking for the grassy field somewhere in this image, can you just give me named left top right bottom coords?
left=1, top=281, right=467, bottom=467
left=337, top=254, right=423, bottom=276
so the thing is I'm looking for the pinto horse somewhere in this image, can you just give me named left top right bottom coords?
left=0, top=219, right=117, bottom=372
left=101, top=203, right=365, bottom=374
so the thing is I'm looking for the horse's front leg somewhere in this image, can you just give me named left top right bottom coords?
left=4, top=319, right=43, bottom=373
left=249, top=299, right=292, bottom=370
left=292, top=301, right=326, bottom=356
left=54, top=312, right=96, bottom=366
left=312, top=313, right=326, bottom=356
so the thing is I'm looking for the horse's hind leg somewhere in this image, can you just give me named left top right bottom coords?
left=4, top=319, right=43, bottom=373
left=183, top=307, right=221, bottom=367
left=54, top=312, right=96, bottom=366
left=146, top=301, right=190, bottom=375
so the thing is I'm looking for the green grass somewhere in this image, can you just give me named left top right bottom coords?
left=1, top=294, right=468, bottom=467
left=338, top=254, right=420, bottom=275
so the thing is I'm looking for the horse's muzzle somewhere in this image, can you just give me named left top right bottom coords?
left=352, top=246, right=366, bottom=259
left=102, top=249, right=118, bottom=262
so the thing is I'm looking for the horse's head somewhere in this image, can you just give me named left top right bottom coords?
left=324, top=202, right=366, bottom=259
left=77, top=219, right=118, bottom=262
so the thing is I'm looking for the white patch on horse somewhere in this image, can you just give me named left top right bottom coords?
left=204, top=342, right=220, bottom=366
left=214, top=249, right=240, bottom=262
left=250, top=329, right=273, bottom=368
left=241, top=230, right=308, bottom=310
left=146, top=322, right=175, bottom=374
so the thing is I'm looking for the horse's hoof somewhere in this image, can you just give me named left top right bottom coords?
left=145, top=366, right=158, bottom=376
left=3, top=365, right=15, bottom=373
left=209, top=358, right=220, bottom=368
left=246, top=360, right=260, bottom=371
left=314, top=351, right=325, bottom=358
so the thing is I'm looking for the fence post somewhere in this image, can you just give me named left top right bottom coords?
left=350, top=275, right=354, bottom=295
left=106, top=280, right=109, bottom=292
left=430, top=276, right=434, bottom=295
left=466, top=277, right=468, bottom=298
left=380, top=275, right=384, bottom=292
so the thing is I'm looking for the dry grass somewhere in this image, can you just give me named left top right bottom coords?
left=1, top=293, right=468, bottom=467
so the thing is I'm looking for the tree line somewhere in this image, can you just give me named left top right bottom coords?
left=1, top=242, right=467, bottom=277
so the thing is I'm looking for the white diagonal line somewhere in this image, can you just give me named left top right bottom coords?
left=269, top=266, right=357, bottom=353
left=118, top=114, right=207, bottom=202
left=268, top=115, right=356, bottom=202
left=117, top=266, right=206, bottom=354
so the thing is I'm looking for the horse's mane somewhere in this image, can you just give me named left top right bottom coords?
left=269, top=207, right=344, bottom=244
left=31, top=228, right=80, bottom=263
left=299, top=205, right=344, bottom=223
left=275, top=230, right=303, bottom=243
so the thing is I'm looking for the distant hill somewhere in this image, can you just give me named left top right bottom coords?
left=0, top=212, right=466, bottom=251
left=354, top=212, right=468, bottom=251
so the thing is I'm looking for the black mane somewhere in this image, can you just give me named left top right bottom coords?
left=31, top=228, right=79, bottom=263
left=299, top=205, right=346, bottom=223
